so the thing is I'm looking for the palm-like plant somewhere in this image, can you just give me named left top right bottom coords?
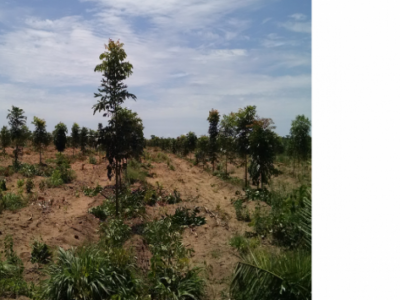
left=40, top=246, right=142, bottom=300
left=230, top=249, right=311, bottom=300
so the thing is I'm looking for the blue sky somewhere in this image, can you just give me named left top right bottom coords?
left=0, top=0, right=311, bottom=138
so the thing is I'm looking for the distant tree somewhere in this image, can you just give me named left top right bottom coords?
left=32, top=117, right=51, bottom=164
left=53, top=122, right=68, bottom=153
left=80, top=127, right=89, bottom=154
left=93, top=39, right=137, bottom=216
left=195, top=135, right=209, bottom=168
left=71, top=123, right=80, bottom=156
left=289, top=115, right=311, bottom=166
left=0, top=126, right=11, bottom=155
left=186, top=131, right=197, bottom=159
left=207, top=109, right=220, bottom=172
left=88, top=129, right=98, bottom=149
left=235, top=106, right=257, bottom=186
left=248, top=119, right=279, bottom=188
left=218, top=113, right=237, bottom=176
left=7, top=106, right=27, bottom=168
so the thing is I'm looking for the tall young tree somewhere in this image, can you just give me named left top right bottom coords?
left=289, top=115, right=311, bottom=165
left=80, top=127, right=89, bottom=154
left=71, top=123, right=80, bottom=156
left=0, top=126, right=11, bottom=155
left=7, top=106, right=27, bottom=168
left=235, top=106, right=257, bottom=186
left=93, top=39, right=137, bottom=216
left=207, top=109, right=220, bottom=172
left=195, top=135, right=209, bottom=168
left=218, top=113, right=237, bottom=176
left=248, top=120, right=279, bottom=188
left=32, top=117, right=50, bottom=164
left=186, top=131, right=197, bottom=159
left=53, top=122, right=68, bottom=153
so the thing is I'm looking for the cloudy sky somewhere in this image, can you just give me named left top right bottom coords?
left=0, top=0, right=311, bottom=138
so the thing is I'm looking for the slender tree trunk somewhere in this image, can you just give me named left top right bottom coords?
left=40, top=151, right=42, bottom=165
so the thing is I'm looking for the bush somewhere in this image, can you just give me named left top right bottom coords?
left=0, top=235, right=32, bottom=298
left=168, top=207, right=206, bottom=227
left=143, top=217, right=205, bottom=300
left=47, top=169, right=63, bottom=187
left=100, top=218, right=131, bottom=247
left=19, top=163, right=41, bottom=178
left=17, top=179, right=24, bottom=189
left=126, top=166, right=147, bottom=184
left=89, top=189, right=147, bottom=221
left=30, top=238, right=52, bottom=264
left=40, top=245, right=142, bottom=300
left=0, top=178, right=6, bottom=191
left=39, top=179, right=46, bottom=192
left=232, top=200, right=251, bottom=222
left=229, top=234, right=260, bottom=255
left=89, top=155, right=97, bottom=164
left=251, top=185, right=311, bottom=249
left=0, top=193, right=26, bottom=211
left=26, top=178, right=34, bottom=193
left=82, top=184, right=103, bottom=197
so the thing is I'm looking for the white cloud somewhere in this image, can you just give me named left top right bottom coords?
left=0, top=0, right=311, bottom=137
left=290, top=13, right=307, bottom=21
left=279, top=21, right=311, bottom=33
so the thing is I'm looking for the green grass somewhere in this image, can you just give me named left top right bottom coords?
left=40, top=245, right=142, bottom=300
left=0, top=193, right=26, bottom=212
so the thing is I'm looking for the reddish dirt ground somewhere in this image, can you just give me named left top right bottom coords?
left=0, top=146, right=303, bottom=299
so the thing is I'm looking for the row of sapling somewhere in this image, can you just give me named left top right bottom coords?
left=1, top=111, right=104, bottom=164
left=147, top=109, right=311, bottom=187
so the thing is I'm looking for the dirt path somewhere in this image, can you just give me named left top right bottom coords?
left=145, top=150, right=252, bottom=298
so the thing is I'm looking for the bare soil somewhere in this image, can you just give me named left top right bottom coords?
left=0, top=146, right=302, bottom=299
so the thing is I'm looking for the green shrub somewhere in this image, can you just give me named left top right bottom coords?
left=168, top=207, right=206, bottom=227
left=30, top=238, right=52, bottom=264
left=0, top=178, right=6, bottom=191
left=144, top=217, right=205, bottom=300
left=89, top=155, right=97, bottom=164
left=164, top=188, right=182, bottom=204
left=89, top=205, right=109, bottom=221
left=232, top=200, right=251, bottom=222
left=40, top=246, right=142, bottom=300
left=0, top=166, right=14, bottom=177
left=251, top=185, right=311, bottom=249
left=82, top=184, right=103, bottom=197
left=100, top=218, right=131, bottom=247
left=19, top=163, right=41, bottom=178
left=229, top=234, right=260, bottom=255
left=89, top=189, right=147, bottom=221
left=47, top=169, right=63, bottom=187
left=0, top=193, right=25, bottom=211
left=39, top=179, right=46, bottom=192
left=126, top=166, right=147, bottom=184
left=26, top=178, right=34, bottom=193
left=0, top=235, right=32, bottom=298
left=17, top=179, right=24, bottom=189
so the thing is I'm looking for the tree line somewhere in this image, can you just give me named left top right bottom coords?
left=146, top=107, right=311, bottom=188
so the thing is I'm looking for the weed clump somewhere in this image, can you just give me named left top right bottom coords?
left=30, top=238, right=52, bottom=264
left=0, top=193, right=26, bottom=212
